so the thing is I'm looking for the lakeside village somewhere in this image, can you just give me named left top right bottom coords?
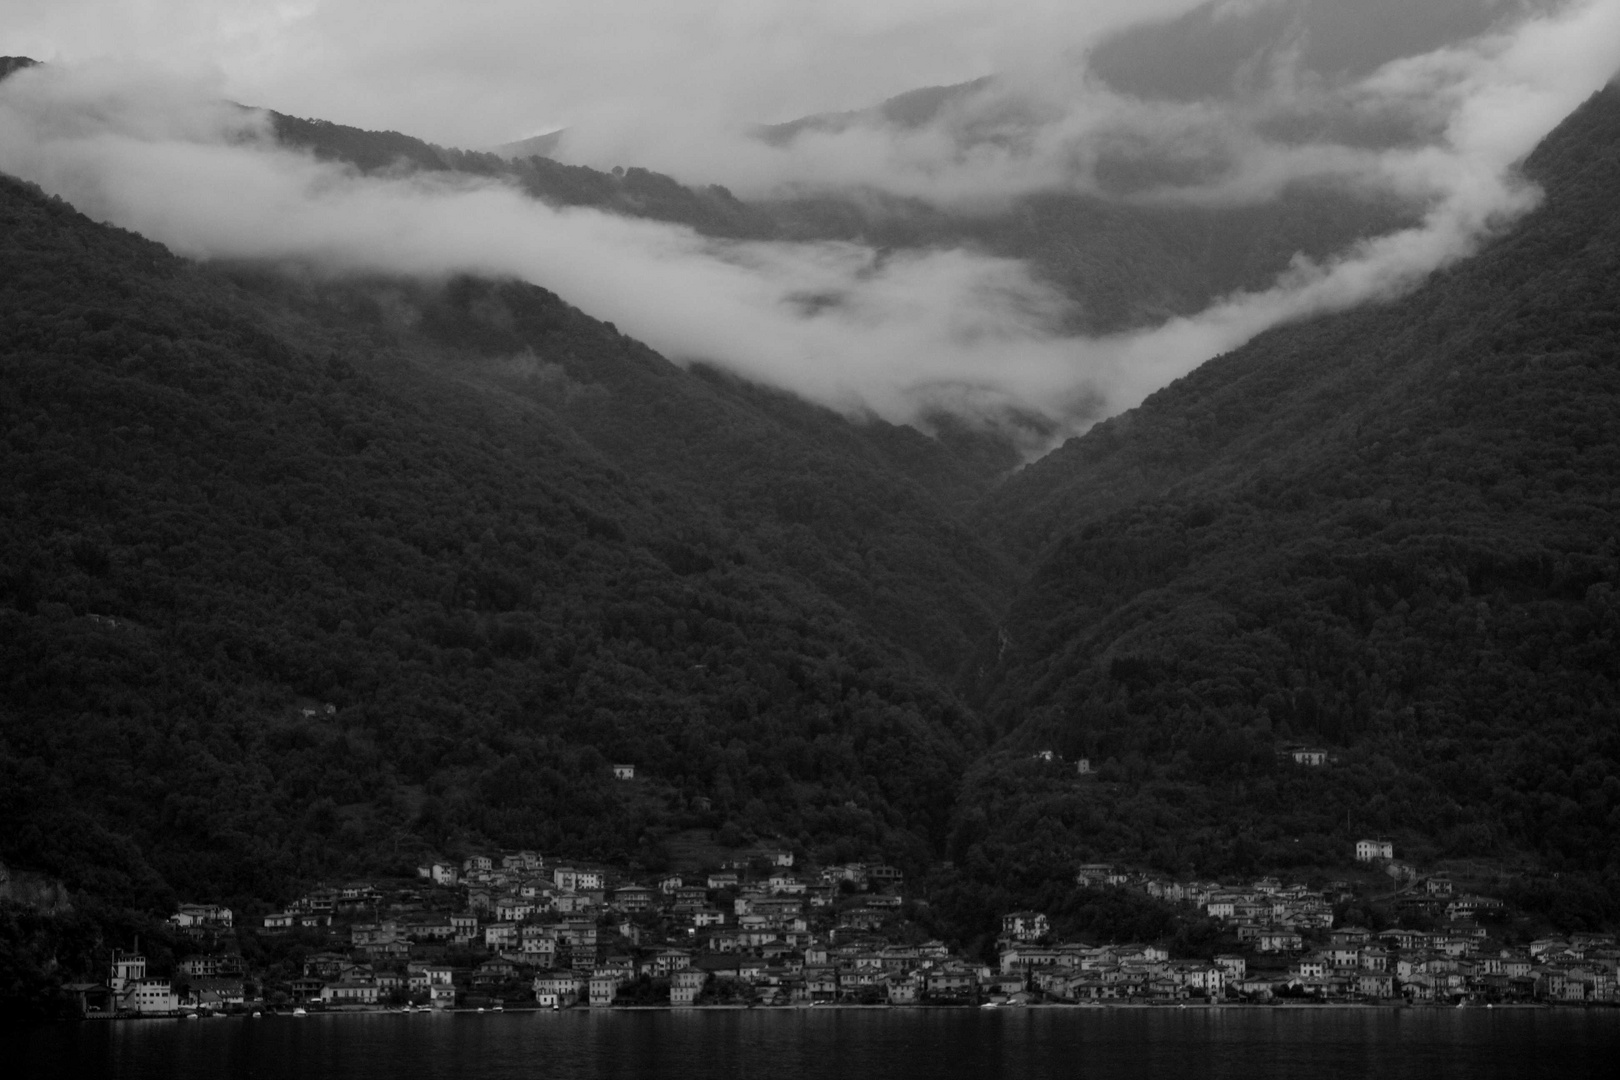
left=63, top=832, right=1620, bottom=1019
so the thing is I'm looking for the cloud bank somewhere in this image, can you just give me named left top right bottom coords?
left=5, top=1, right=1202, bottom=149
left=2, top=1, right=1619, bottom=448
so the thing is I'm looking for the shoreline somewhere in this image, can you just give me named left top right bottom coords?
left=85, top=1000, right=1595, bottom=1021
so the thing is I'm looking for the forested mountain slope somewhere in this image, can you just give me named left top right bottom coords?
left=951, top=82, right=1620, bottom=922
left=4, top=57, right=1619, bottom=955
left=0, top=172, right=1004, bottom=918
left=267, top=105, right=1413, bottom=335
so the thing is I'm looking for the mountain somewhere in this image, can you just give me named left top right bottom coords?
left=753, top=78, right=996, bottom=145
left=266, top=97, right=1414, bottom=336
left=0, top=57, right=37, bottom=82
left=946, top=81, right=1620, bottom=923
left=3, top=54, right=1620, bottom=962
left=493, top=129, right=567, bottom=161
left=0, top=163, right=1022, bottom=923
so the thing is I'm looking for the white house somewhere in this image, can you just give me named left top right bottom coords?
left=612, top=764, right=635, bottom=780
left=1355, top=839, right=1394, bottom=861
left=169, top=903, right=232, bottom=930
left=1001, top=911, right=1050, bottom=941
left=122, top=978, right=180, bottom=1015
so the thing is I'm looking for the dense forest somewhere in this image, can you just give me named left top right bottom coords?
left=2, top=59, right=1619, bottom=1002
left=0, top=171, right=1002, bottom=914
left=958, top=82, right=1620, bottom=926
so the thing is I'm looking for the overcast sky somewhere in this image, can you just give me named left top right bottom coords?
left=6, top=0, right=1205, bottom=148
left=5, top=1, right=1620, bottom=440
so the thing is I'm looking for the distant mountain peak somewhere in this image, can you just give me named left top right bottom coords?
left=0, top=56, right=40, bottom=83
left=492, top=128, right=568, bottom=161
left=753, top=76, right=996, bottom=146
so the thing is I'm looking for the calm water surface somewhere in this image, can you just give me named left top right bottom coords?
left=14, top=1007, right=1620, bottom=1080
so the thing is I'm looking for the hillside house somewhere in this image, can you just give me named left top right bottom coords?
left=406, top=917, right=454, bottom=941
left=533, top=969, right=583, bottom=1007
left=612, top=885, right=654, bottom=913
left=495, top=897, right=537, bottom=922
left=1075, top=864, right=1127, bottom=888
left=1355, top=839, right=1395, bottom=861
left=1291, top=748, right=1329, bottom=766
left=670, top=968, right=708, bottom=1005
left=588, top=973, right=620, bottom=1007
left=1002, top=911, right=1050, bottom=941
left=867, top=865, right=904, bottom=888
left=474, top=959, right=518, bottom=987
left=179, top=955, right=243, bottom=979
left=767, top=873, right=806, bottom=895
left=1175, top=964, right=1224, bottom=996
left=673, top=885, right=710, bottom=907
left=612, top=764, right=635, bottom=780
left=169, top=904, right=233, bottom=931
left=925, top=966, right=979, bottom=1002
left=1358, top=972, right=1397, bottom=998
left=886, top=975, right=920, bottom=1004
left=1257, top=930, right=1304, bottom=953
left=320, top=980, right=379, bottom=1005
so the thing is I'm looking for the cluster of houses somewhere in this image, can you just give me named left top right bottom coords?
left=996, top=912, right=1620, bottom=1004
left=62, top=841, right=1620, bottom=1016
left=1044, top=855, right=1618, bottom=1004
left=79, top=849, right=994, bottom=1015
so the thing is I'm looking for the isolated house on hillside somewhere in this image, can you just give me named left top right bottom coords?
left=1356, top=840, right=1394, bottom=861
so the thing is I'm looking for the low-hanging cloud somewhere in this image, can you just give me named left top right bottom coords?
left=587, top=1, right=1617, bottom=212
left=1, top=0, right=1618, bottom=451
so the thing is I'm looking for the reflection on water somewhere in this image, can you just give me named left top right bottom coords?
left=14, top=1007, right=1620, bottom=1080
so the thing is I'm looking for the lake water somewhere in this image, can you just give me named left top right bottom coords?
left=13, top=1007, right=1620, bottom=1080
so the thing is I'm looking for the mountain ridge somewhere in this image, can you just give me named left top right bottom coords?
left=1, top=54, right=1619, bottom=989
left=940, top=82, right=1620, bottom=923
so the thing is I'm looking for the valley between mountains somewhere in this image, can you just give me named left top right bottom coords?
left=1, top=61, right=1618, bottom=1008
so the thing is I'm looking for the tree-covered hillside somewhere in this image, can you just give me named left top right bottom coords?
left=0, top=172, right=1005, bottom=920
left=4, top=60, right=1620, bottom=981
left=954, top=83, right=1620, bottom=925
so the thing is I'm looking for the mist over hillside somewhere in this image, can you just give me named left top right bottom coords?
left=946, top=80, right=1620, bottom=926
left=6, top=1, right=1616, bottom=438
left=2, top=0, right=1620, bottom=1014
